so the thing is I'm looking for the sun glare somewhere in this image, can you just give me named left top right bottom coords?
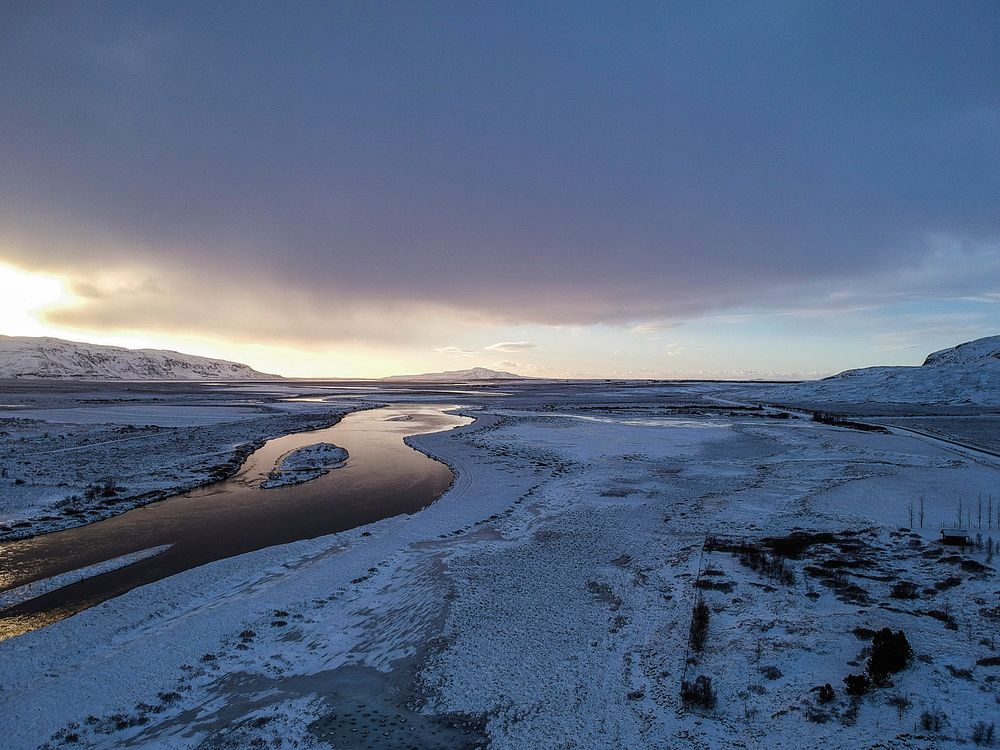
left=0, top=264, right=76, bottom=337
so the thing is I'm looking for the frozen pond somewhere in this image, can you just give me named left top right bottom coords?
left=0, top=404, right=471, bottom=639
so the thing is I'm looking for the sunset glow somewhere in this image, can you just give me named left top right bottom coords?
left=0, top=264, right=75, bottom=338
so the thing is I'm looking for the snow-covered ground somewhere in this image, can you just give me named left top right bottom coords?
left=1, top=381, right=999, bottom=749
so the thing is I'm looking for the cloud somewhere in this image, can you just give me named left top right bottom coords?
left=484, top=341, right=537, bottom=352
left=629, top=322, right=676, bottom=335
left=1, top=3, right=998, bottom=353
left=433, top=345, right=478, bottom=357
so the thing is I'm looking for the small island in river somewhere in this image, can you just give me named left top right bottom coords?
left=261, top=442, right=349, bottom=488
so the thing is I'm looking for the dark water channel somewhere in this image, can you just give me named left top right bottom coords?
left=0, top=404, right=471, bottom=639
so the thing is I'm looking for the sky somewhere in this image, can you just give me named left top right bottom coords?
left=1, top=1, right=998, bottom=378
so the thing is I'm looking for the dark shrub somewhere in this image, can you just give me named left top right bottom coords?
left=739, top=547, right=795, bottom=585
left=890, top=581, right=919, bottom=599
left=920, top=709, right=945, bottom=733
left=689, top=598, right=710, bottom=653
left=844, top=673, right=870, bottom=697
left=887, top=692, right=912, bottom=719
left=805, top=707, right=831, bottom=723
left=817, top=683, right=836, bottom=703
left=935, top=576, right=961, bottom=590
left=811, top=412, right=887, bottom=432
left=945, top=664, right=973, bottom=680
left=926, top=609, right=958, bottom=630
left=971, top=721, right=995, bottom=746
left=680, top=675, right=717, bottom=709
left=867, top=628, right=911, bottom=682
left=83, top=478, right=121, bottom=501
left=694, top=578, right=734, bottom=592
left=760, top=665, right=782, bottom=680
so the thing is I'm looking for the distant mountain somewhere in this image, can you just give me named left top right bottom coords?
left=383, top=366, right=529, bottom=382
left=757, top=335, right=1000, bottom=405
left=0, top=335, right=279, bottom=381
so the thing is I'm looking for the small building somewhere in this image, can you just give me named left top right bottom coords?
left=940, top=527, right=971, bottom=545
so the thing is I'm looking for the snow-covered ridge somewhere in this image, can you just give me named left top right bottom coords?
left=756, top=335, right=1000, bottom=405
left=382, top=366, right=528, bottom=382
left=0, top=335, right=278, bottom=381
left=921, top=335, right=1000, bottom=367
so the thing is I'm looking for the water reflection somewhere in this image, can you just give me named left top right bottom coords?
left=0, top=404, right=471, bottom=639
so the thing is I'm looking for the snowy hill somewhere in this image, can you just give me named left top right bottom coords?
left=921, top=335, right=1000, bottom=368
left=757, top=335, right=1000, bottom=405
left=0, top=336, right=278, bottom=381
left=383, top=367, right=528, bottom=382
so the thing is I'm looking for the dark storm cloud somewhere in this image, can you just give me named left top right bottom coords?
left=1, top=1, right=998, bottom=339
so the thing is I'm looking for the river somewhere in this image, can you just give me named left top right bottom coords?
left=0, top=404, right=471, bottom=639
